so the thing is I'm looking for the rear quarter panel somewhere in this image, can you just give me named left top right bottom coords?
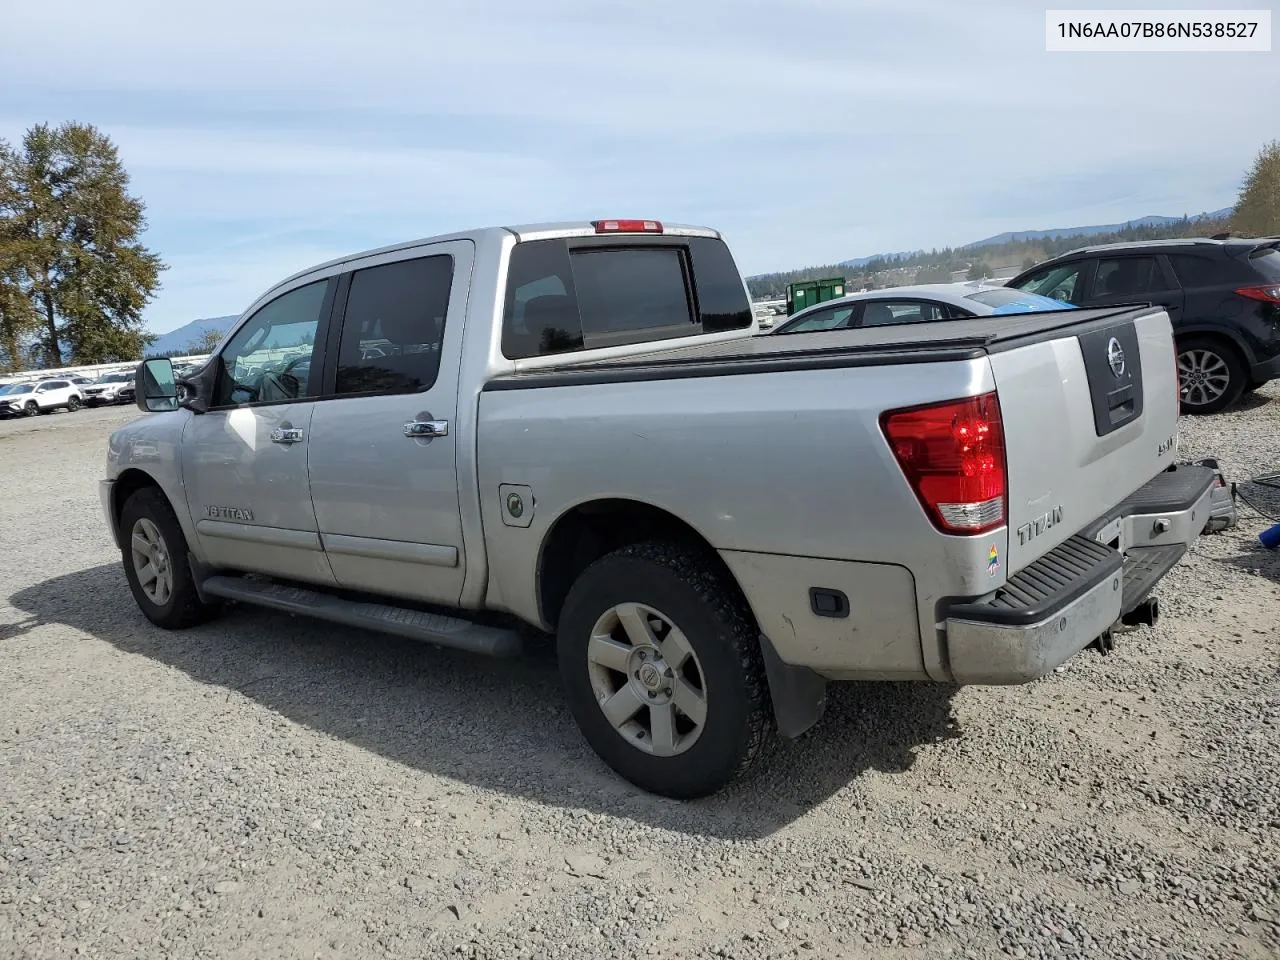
left=476, top=359, right=1007, bottom=680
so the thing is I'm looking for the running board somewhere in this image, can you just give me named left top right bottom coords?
left=200, top=575, right=523, bottom=658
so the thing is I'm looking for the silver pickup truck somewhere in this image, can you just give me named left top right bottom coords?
left=104, top=220, right=1225, bottom=798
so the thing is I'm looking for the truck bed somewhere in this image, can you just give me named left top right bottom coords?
left=483, top=305, right=1160, bottom=390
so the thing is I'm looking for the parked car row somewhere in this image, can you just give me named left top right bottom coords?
left=0, top=372, right=135, bottom=418
left=773, top=236, right=1280, bottom=415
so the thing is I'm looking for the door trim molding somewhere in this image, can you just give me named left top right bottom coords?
left=320, top=533, right=459, bottom=567
left=196, top=519, right=321, bottom=551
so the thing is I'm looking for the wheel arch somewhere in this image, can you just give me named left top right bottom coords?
left=109, top=468, right=170, bottom=541
left=537, top=497, right=827, bottom=744
left=535, top=497, right=747, bottom=634
left=1175, top=326, right=1254, bottom=365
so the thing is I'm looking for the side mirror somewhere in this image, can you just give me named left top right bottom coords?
left=135, top=359, right=179, bottom=413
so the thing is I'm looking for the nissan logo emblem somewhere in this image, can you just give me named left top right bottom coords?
left=1107, top=337, right=1126, bottom=378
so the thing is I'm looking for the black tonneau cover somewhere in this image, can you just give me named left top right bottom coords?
left=483, top=304, right=1162, bottom=391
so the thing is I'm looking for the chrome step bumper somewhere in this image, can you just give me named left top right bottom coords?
left=944, top=464, right=1217, bottom=685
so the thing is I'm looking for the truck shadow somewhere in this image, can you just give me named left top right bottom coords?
left=11, top=564, right=960, bottom=841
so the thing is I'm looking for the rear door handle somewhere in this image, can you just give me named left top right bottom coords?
left=404, top=419, right=449, bottom=438
left=270, top=427, right=305, bottom=444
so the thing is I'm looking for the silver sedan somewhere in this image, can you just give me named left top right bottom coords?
left=769, top=282, right=1075, bottom=335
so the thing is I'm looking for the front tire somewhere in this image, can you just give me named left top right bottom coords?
left=1177, top=336, right=1245, bottom=414
left=120, top=487, right=219, bottom=629
left=557, top=540, right=772, bottom=799
left=23, top=401, right=38, bottom=417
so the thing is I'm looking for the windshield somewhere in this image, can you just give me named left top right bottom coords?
left=965, top=288, right=1076, bottom=314
left=4, top=384, right=33, bottom=395
left=96, top=373, right=130, bottom=383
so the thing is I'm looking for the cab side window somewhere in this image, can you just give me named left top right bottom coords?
left=215, top=280, right=329, bottom=407
left=334, top=255, right=454, bottom=396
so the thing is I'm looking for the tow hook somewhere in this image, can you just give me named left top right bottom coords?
left=1090, top=628, right=1115, bottom=656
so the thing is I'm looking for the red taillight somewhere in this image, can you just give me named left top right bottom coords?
left=880, top=392, right=1007, bottom=535
left=593, top=219, right=663, bottom=234
left=1173, top=336, right=1181, bottom=409
left=1235, top=284, right=1280, bottom=304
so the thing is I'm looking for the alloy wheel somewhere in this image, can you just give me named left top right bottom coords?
left=585, top=602, right=708, bottom=757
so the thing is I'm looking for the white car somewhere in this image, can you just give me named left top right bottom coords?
left=82, top=371, right=136, bottom=406
left=769, top=282, right=1075, bottom=335
left=0, top=378, right=85, bottom=417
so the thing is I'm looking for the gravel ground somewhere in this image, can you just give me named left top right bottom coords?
left=0, top=390, right=1277, bottom=960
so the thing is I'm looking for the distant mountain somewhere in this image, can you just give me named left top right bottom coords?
left=963, top=207, right=1233, bottom=249
left=147, top=314, right=238, bottom=356
left=790, top=207, right=1235, bottom=277
left=840, top=251, right=917, bottom=268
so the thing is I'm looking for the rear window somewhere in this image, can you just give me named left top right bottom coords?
left=1248, top=247, right=1280, bottom=282
left=501, top=237, right=751, bottom=360
left=1168, top=253, right=1232, bottom=287
left=965, top=288, right=1075, bottom=313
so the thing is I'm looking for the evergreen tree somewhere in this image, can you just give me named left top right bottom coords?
left=191, top=328, right=225, bottom=354
left=1231, top=140, right=1280, bottom=237
left=0, top=122, right=163, bottom=366
left=0, top=141, right=42, bottom=372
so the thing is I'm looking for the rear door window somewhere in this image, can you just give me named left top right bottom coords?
left=1088, top=257, right=1170, bottom=298
left=858, top=300, right=947, bottom=327
left=501, top=236, right=751, bottom=360
left=334, top=255, right=453, bottom=395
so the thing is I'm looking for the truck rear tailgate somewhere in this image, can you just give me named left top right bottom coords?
left=986, top=306, right=1179, bottom=573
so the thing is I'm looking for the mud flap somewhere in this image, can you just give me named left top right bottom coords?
left=759, top=634, right=827, bottom=739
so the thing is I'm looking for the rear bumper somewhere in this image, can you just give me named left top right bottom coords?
left=945, top=464, right=1219, bottom=684
left=1248, top=352, right=1280, bottom=383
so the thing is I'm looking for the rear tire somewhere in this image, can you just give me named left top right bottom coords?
left=66, top=395, right=81, bottom=412
left=557, top=540, right=772, bottom=799
left=120, top=487, right=220, bottom=629
left=1177, top=336, right=1245, bottom=415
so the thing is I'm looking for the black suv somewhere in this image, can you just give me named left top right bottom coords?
left=1007, top=238, right=1280, bottom=413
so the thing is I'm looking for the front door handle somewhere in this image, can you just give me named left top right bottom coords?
left=404, top=419, right=449, bottom=439
left=270, top=427, right=305, bottom=444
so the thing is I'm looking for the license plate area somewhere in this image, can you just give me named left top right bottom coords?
left=1078, top=321, right=1144, bottom=436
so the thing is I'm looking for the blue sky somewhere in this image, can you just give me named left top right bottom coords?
left=2, top=0, right=1275, bottom=334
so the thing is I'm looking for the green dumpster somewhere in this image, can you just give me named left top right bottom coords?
left=786, top=277, right=846, bottom=316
